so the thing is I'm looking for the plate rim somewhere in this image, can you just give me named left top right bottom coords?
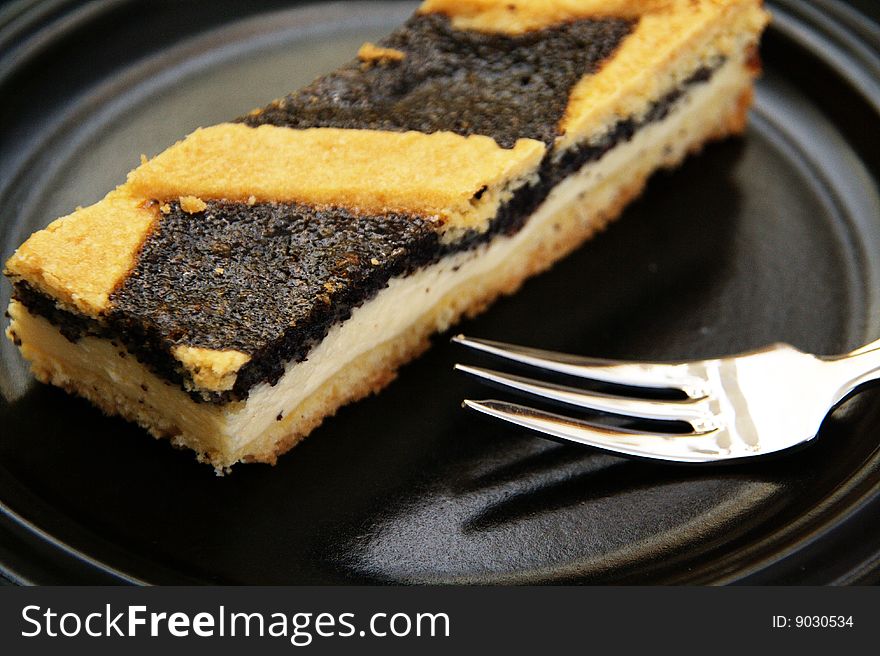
left=1, top=0, right=880, bottom=585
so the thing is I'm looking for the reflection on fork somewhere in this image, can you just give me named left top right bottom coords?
left=453, top=334, right=880, bottom=463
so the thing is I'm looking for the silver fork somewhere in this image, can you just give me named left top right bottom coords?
left=452, top=335, right=880, bottom=463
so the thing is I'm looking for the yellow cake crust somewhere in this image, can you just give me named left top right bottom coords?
left=357, top=42, right=407, bottom=64
left=419, top=0, right=766, bottom=33
left=128, top=125, right=545, bottom=228
left=4, top=188, right=157, bottom=316
left=171, top=345, right=251, bottom=393
left=557, top=0, right=768, bottom=150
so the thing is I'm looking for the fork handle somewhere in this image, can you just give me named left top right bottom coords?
left=828, top=339, right=880, bottom=397
left=846, top=338, right=880, bottom=357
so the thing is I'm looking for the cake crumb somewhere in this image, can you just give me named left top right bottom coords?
left=160, top=203, right=172, bottom=214
left=180, top=195, right=208, bottom=213
left=358, top=42, right=405, bottom=65
left=370, top=257, right=380, bottom=266
left=214, top=267, right=225, bottom=275
left=246, top=195, right=257, bottom=206
left=140, top=153, right=148, bottom=165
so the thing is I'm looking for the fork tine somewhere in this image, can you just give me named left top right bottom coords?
left=455, top=364, right=717, bottom=430
left=463, top=400, right=733, bottom=463
left=452, top=335, right=709, bottom=399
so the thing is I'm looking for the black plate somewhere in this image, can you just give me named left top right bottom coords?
left=2, top=0, right=880, bottom=585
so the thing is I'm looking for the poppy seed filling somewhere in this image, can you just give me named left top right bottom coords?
left=111, top=202, right=441, bottom=400
left=239, top=14, right=637, bottom=148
